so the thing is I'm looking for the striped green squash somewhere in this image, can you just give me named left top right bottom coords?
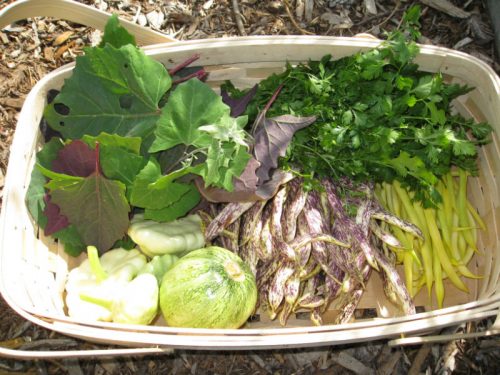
left=159, top=246, right=257, bottom=328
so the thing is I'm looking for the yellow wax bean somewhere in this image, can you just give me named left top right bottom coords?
left=404, top=251, right=415, bottom=297
left=457, top=169, right=477, bottom=252
left=457, top=263, right=482, bottom=279
left=423, top=208, right=468, bottom=293
left=433, top=242, right=444, bottom=309
left=393, top=182, right=433, bottom=296
left=467, top=200, right=486, bottom=231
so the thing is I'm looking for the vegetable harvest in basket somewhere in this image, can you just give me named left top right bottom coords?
left=26, top=7, right=493, bottom=328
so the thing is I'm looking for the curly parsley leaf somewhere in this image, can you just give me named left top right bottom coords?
left=235, top=5, right=492, bottom=207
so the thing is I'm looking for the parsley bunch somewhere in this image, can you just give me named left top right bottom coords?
left=227, top=6, right=492, bottom=207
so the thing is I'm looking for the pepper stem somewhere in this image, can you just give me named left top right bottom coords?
left=79, top=293, right=113, bottom=310
left=87, top=246, right=108, bottom=282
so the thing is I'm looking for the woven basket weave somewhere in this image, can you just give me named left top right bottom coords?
left=1, top=0, right=499, bottom=358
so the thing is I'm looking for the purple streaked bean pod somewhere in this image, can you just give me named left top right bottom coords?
left=255, top=201, right=274, bottom=258
left=372, top=247, right=416, bottom=315
left=256, top=258, right=280, bottom=289
left=310, top=307, right=323, bottom=326
left=298, top=295, right=325, bottom=309
left=370, top=222, right=401, bottom=248
left=278, top=301, right=294, bottom=326
left=240, top=237, right=259, bottom=277
left=268, top=262, right=296, bottom=314
left=239, top=200, right=266, bottom=247
left=296, top=212, right=313, bottom=268
left=270, top=186, right=297, bottom=262
left=324, top=261, right=345, bottom=298
left=205, top=201, right=255, bottom=241
left=284, top=272, right=301, bottom=305
left=299, top=261, right=320, bottom=280
left=283, top=178, right=308, bottom=242
left=270, top=185, right=287, bottom=240
left=324, top=179, right=379, bottom=271
left=259, top=216, right=275, bottom=260
left=370, top=209, right=424, bottom=240
left=335, top=288, right=364, bottom=324
left=334, top=264, right=371, bottom=324
left=303, top=192, right=331, bottom=270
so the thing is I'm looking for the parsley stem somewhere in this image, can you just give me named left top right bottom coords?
left=293, top=143, right=339, bottom=179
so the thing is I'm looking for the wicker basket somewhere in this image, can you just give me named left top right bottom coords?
left=1, top=0, right=500, bottom=359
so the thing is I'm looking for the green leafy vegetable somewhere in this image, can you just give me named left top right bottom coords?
left=98, top=14, right=136, bottom=48
left=39, top=141, right=130, bottom=252
left=44, top=44, right=171, bottom=146
left=231, top=6, right=492, bottom=206
left=51, top=169, right=130, bottom=252
left=129, top=158, right=200, bottom=221
left=150, top=78, right=252, bottom=192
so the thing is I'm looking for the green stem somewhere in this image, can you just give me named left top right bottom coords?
left=79, top=293, right=113, bottom=310
left=88, top=246, right=108, bottom=282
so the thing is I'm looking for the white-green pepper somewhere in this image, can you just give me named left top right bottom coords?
left=65, top=246, right=159, bottom=325
left=127, top=214, right=205, bottom=257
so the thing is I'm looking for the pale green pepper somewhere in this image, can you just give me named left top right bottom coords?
left=65, top=246, right=159, bottom=325
left=127, top=214, right=205, bottom=258
left=138, top=253, right=179, bottom=283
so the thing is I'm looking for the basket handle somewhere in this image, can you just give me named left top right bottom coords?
left=388, top=328, right=500, bottom=346
left=0, top=0, right=176, bottom=45
left=0, top=345, right=173, bottom=360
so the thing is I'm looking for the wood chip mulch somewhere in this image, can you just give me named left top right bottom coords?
left=0, top=0, right=499, bottom=373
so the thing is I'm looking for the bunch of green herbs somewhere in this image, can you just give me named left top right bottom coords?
left=224, top=6, right=492, bottom=207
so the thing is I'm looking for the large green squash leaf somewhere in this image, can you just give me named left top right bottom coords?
left=44, top=44, right=171, bottom=143
left=149, top=79, right=228, bottom=152
left=99, top=14, right=136, bottom=48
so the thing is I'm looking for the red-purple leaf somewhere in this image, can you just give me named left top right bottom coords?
left=195, top=161, right=294, bottom=203
left=51, top=173, right=130, bottom=252
left=43, top=194, right=69, bottom=236
left=221, top=84, right=258, bottom=117
left=51, top=140, right=97, bottom=177
left=253, top=114, right=316, bottom=182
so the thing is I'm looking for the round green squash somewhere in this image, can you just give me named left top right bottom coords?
left=159, top=246, right=257, bottom=329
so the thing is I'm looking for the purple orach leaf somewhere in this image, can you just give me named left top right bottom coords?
left=253, top=114, right=316, bottom=183
left=221, top=84, right=258, bottom=117
left=195, top=165, right=293, bottom=203
left=43, top=194, right=69, bottom=236
left=51, top=140, right=97, bottom=177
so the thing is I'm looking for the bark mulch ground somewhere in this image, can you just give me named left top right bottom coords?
left=0, top=0, right=499, bottom=373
